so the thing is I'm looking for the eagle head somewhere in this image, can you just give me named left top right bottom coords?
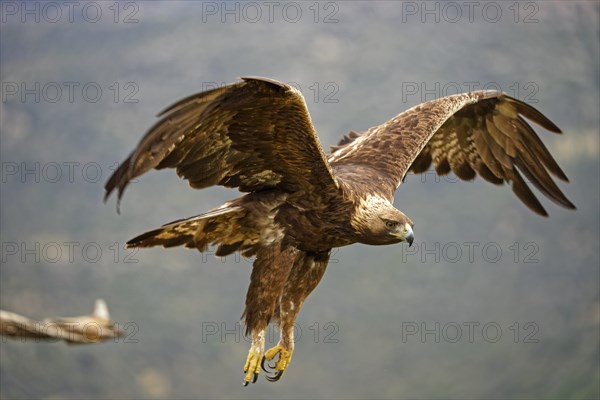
left=352, top=195, right=414, bottom=246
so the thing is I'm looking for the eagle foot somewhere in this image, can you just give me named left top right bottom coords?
left=261, top=345, right=292, bottom=382
left=242, top=350, right=262, bottom=386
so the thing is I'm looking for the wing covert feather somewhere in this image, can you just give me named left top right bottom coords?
left=105, top=77, right=340, bottom=209
left=328, top=91, right=574, bottom=216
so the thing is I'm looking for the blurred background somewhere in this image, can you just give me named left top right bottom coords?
left=1, top=1, right=598, bottom=399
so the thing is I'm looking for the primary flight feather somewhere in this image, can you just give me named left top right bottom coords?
left=105, top=77, right=575, bottom=385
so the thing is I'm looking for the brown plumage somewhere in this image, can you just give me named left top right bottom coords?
left=0, top=299, right=123, bottom=344
left=105, top=77, right=575, bottom=385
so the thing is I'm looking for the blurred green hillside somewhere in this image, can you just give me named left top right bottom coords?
left=1, top=2, right=598, bottom=399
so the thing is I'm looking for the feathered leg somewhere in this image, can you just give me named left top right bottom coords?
left=242, top=243, right=297, bottom=386
left=262, top=250, right=330, bottom=382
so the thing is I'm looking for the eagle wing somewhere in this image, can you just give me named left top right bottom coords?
left=105, top=77, right=340, bottom=209
left=328, top=91, right=575, bottom=216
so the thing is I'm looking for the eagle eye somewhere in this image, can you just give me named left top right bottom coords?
left=385, top=221, right=396, bottom=229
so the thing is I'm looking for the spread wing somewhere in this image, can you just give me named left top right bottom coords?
left=328, top=91, right=575, bottom=216
left=105, top=77, right=339, bottom=209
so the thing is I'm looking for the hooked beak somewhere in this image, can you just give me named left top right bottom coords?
left=391, top=223, right=414, bottom=247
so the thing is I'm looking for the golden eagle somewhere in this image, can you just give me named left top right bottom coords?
left=105, top=77, right=575, bottom=385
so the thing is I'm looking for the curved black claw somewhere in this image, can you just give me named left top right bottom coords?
left=261, top=356, right=268, bottom=373
left=265, top=370, right=284, bottom=382
left=261, top=355, right=277, bottom=373
left=242, top=372, right=259, bottom=387
left=261, top=356, right=283, bottom=382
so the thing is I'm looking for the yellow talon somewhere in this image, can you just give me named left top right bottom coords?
left=264, top=345, right=292, bottom=373
left=243, top=350, right=262, bottom=386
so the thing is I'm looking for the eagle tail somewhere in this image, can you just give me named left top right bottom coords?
left=126, top=205, right=248, bottom=255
